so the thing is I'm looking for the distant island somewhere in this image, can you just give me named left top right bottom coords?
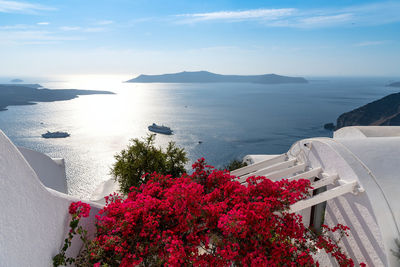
left=10, top=79, right=23, bottom=83
left=0, top=84, right=114, bottom=111
left=387, top=82, right=400, bottom=88
left=333, top=92, right=400, bottom=130
left=126, top=71, right=308, bottom=84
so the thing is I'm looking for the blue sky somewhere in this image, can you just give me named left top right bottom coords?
left=0, top=0, right=399, bottom=77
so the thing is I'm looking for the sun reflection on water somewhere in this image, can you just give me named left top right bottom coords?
left=4, top=75, right=391, bottom=199
left=37, top=74, right=186, bottom=198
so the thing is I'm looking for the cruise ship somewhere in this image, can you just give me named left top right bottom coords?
left=41, top=131, right=70, bottom=138
left=148, top=123, right=173, bottom=135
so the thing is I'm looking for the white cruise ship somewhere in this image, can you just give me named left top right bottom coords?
left=148, top=123, right=173, bottom=135
left=41, top=131, right=70, bottom=138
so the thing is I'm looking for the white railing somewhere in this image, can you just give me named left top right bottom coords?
left=239, top=159, right=298, bottom=180
left=231, top=154, right=287, bottom=177
left=310, top=174, right=339, bottom=190
left=286, top=167, right=322, bottom=182
left=289, top=181, right=358, bottom=213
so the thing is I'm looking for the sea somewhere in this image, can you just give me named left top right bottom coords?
left=0, top=74, right=398, bottom=199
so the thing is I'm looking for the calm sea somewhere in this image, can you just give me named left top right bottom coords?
left=0, top=75, right=398, bottom=198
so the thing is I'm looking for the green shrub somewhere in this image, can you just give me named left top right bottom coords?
left=223, top=158, right=247, bottom=171
left=111, top=134, right=188, bottom=194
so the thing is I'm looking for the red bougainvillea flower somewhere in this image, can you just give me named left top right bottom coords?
left=69, top=201, right=91, bottom=218
left=75, top=158, right=360, bottom=266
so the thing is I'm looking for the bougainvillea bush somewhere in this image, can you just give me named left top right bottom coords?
left=56, top=158, right=359, bottom=267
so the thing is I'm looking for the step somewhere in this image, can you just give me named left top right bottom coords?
left=231, top=153, right=287, bottom=177
left=310, top=174, right=339, bottom=190
left=289, top=181, right=358, bottom=213
left=239, top=159, right=298, bottom=180
left=264, top=163, right=307, bottom=181
left=286, top=167, right=322, bottom=182
left=238, top=162, right=307, bottom=183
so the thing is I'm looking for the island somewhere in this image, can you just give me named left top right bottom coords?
left=10, top=79, right=23, bottom=83
left=0, top=84, right=114, bottom=111
left=387, top=82, right=400, bottom=88
left=335, top=92, right=400, bottom=130
left=126, top=71, right=308, bottom=84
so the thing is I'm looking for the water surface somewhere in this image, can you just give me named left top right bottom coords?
left=0, top=75, right=397, bottom=198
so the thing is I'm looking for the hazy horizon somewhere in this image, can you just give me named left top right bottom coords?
left=1, top=0, right=400, bottom=77
left=1, top=73, right=400, bottom=85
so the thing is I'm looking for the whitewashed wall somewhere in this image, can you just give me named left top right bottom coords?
left=0, top=131, right=102, bottom=267
left=18, top=146, right=68, bottom=194
left=289, top=137, right=396, bottom=266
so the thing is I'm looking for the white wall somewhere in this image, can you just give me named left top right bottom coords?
left=0, top=131, right=102, bottom=267
left=18, top=146, right=68, bottom=193
left=334, top=126, right=400, bottom=138
left=90, top=178, right=120, bottom=204
left=288, top=138, right=393, bottom=266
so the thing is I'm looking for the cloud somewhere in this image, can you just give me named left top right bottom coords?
left=0, top=30, right=83, bottom=45
left=0, top=23, right=108, bottom=45
left=354, top=41, right=387, bottom=47
left=59, top=26, right=106, bottom=33
left=95, top=20, right=114, bottom=25
left=37, top=22, right=49, bottom=25
left=84, top=27, right=106, bottom=33
left=0, top=0, right=54, bottom=14
left=175, top=2, right=400, bottom=28
left=0, top=24, right=31, bottom=30
left=177, top=8, right=295, bottom=23
left=298, top=13, right=352, bottom=27
left=343, top=2, right=400, bottom=25
left=60, top=26, right=81, bottom=31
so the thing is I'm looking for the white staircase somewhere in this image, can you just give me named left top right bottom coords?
left=231, top=153, right=313, bottom=183
left=231, top=154, right=361, bottom=213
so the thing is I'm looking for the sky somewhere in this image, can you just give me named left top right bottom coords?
left=0, top=0, right=399, bottom=77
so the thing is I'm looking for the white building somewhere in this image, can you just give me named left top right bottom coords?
left=0, top=126, right=399, bottom=266
left=232, top=126, right=400, bottom=266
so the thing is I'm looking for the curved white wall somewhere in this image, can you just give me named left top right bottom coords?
left=91, top=177, right=121, bottom=205
left=18, top=147, right=68, bottom=193
left=289, top=137, right=395, bottom=266
left=0, top=131, right=101, bottom=267
left=335, top=126, right=400, bottom=138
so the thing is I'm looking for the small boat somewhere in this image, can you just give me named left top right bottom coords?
left=148, top=123, right=173, bottom=135
left=42, top=131, right=70, bottom=139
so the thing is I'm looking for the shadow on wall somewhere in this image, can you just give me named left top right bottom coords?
left=325, top=194, right=387, bottom=266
